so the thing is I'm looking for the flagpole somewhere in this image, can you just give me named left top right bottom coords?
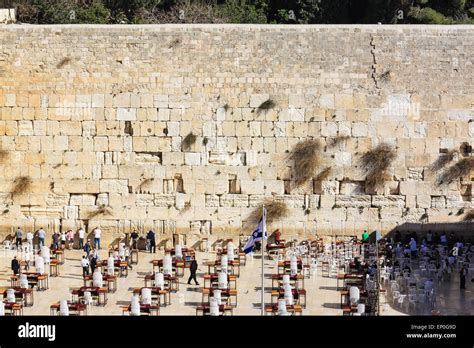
left=261, top=205, right=265, bottom=316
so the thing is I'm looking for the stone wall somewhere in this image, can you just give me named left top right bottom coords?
left=0, top=24, right=473, bottom=245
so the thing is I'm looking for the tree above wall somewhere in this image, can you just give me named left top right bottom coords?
left=8, top=0, right=474, bottom=24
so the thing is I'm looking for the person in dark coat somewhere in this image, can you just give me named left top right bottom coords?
left=11, top=256, right=20, bottom=275
left=90, top=254, right=97, bottom=274
left=146, top=230, right=156, bottom=253
left=187, top=259, right=199, bottom=285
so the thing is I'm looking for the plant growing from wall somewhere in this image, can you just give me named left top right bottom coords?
left=462, top=209, right=474, bottom=222
left=437, top=157, right=474, bottom=186
left=182, top=132, right=197, bottom=151
left=11, top=176, right=32, bottom=196
left=257, top=99, right=276, bottom=114
left=56, top=57, right=72, bottom=69
left=359, top=143, right=396, bottom=189
left=87, top=205, right=113, bottom=219
left=289, top=139, right=321, bottom=188
left=315, top=167, right=331, bottom=182
left=429, top=149, right=457, bottom=172
left=245, top=198, right=289, bottom=228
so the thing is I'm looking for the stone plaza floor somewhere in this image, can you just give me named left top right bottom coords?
left=0, top=247, right=472, bottom=316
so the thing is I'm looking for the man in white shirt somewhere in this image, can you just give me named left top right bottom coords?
left=81, top=256, right=90, bottom=277
left=37, top=228, right=46, bottom=249
left=94, top=226, right=102, bottom=250
left=78, top=228, right=85, bottom=249
left=26, top=231, right=34, bottom=246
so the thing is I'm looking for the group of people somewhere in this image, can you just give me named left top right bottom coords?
left=11, top=226, right=103, bottom=252
left=382, top=230, right=473, bottom=290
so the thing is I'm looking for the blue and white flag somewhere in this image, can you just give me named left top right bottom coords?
left=243, top=207, right=267, bottom=254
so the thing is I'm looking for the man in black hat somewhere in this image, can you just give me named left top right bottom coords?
left=187, top=258, right=199, bottom=285
left=146, top=230, right=156, bottom=253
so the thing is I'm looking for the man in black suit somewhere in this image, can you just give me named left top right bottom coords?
left=187, top=259, right=199, bottom=285
left=146, top=230, right=156, bottom=253
left=11, top=256, right=20, bottom=275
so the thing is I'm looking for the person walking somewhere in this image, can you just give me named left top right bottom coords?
left=26, top=231, right=33, bottom=247
left=81, top=256, right=90, bottom=277
left=11, top=256, right=20, bottom=275
left=90, top=253, right=97, bottom=274
left=78, top=227, right=85, bottom=249
left=146, top=230, right=156, bottom=253
left=60, top=231, right=67, bottom=249
left=84, top=239, right=92, bottom=257
left=15, top=227, right=23, bottom=248
left=66, top=229, right=74, bottom=249
left=362, top=230, right=370, bottom=243
left=187, top=258, right=199, bottom=285
left=94, top=226, right=102, bottom=250
left=37, top=227, right=46, bottom=249
left=52, top=232, right=60, bottom=250
left=130, top=230, right=139, bottom=250
left=460, top=265, right=467, bottom=290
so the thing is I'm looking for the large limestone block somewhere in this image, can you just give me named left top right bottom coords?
left=371, top=195, right=405, bottom=208
left=240, top=180, right=265, bottom=195
left=99, top=179, right=129, bottom=194
left=335, top=195, right=371, bottom=208
left=69, top=194, right=96, bottom=206
left=117, top=108, right=136, bottom=121
left=399, top=181, right=431, bottom=195
left=184, top=152, right=201, bottom=166
left=321, top=122, right=338, bottom=137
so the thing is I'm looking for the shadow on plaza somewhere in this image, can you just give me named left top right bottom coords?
left=374, top=221, right=473, bottom=316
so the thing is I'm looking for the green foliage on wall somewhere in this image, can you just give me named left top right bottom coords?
left=9, top=0, right=474, bottom=24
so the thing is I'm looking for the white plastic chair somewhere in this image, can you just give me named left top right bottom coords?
left=218, top=272, right=228, bottom=289
left=278, top=299, right=290, bottom=316
left=83, top=291, right=93, bottom=306
left=130, top=295, right=140, bottom=316
left=59, top=300, right=69, bottom=316
left=349, top=286, right=360, bottom=305
left=209, top=297, right=219, bottom=316
left=141, top=288, right=152, bottom=305
left=6, top=289, right=15, bottom=303
left=155, top=272, right=165, bottom=289
left=20, top=274, right=28, bottom=289
left=93, top=270, right=103, bottom=288
left=213, top=290, right=222, bottom=305
left=163, top=255, right=172, bottom=275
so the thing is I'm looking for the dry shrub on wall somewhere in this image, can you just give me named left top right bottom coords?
left=429, top=149, right=457, bottom=172
left=257, top=99, right=276, bottom=114
left=56, top=57, right=72, bottom=69
left=87, top=205, right=113, bottom=220
left=182, top=132, right=197, bottom=151
left=437, top=157, right=474, bottom=186
left=289, top=139, right=322, bottom=188
left=245, top=199, right=289, bottom=229
left=11, top=176, right=32, bottom=195
left=315, top=167, right=331, bottom=181
left=359, top=143, right=396, bottom=189
left=463, top=209, right=474, bottom=222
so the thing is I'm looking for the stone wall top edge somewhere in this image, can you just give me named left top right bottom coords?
left=1, top=23, right=474, bottom=31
